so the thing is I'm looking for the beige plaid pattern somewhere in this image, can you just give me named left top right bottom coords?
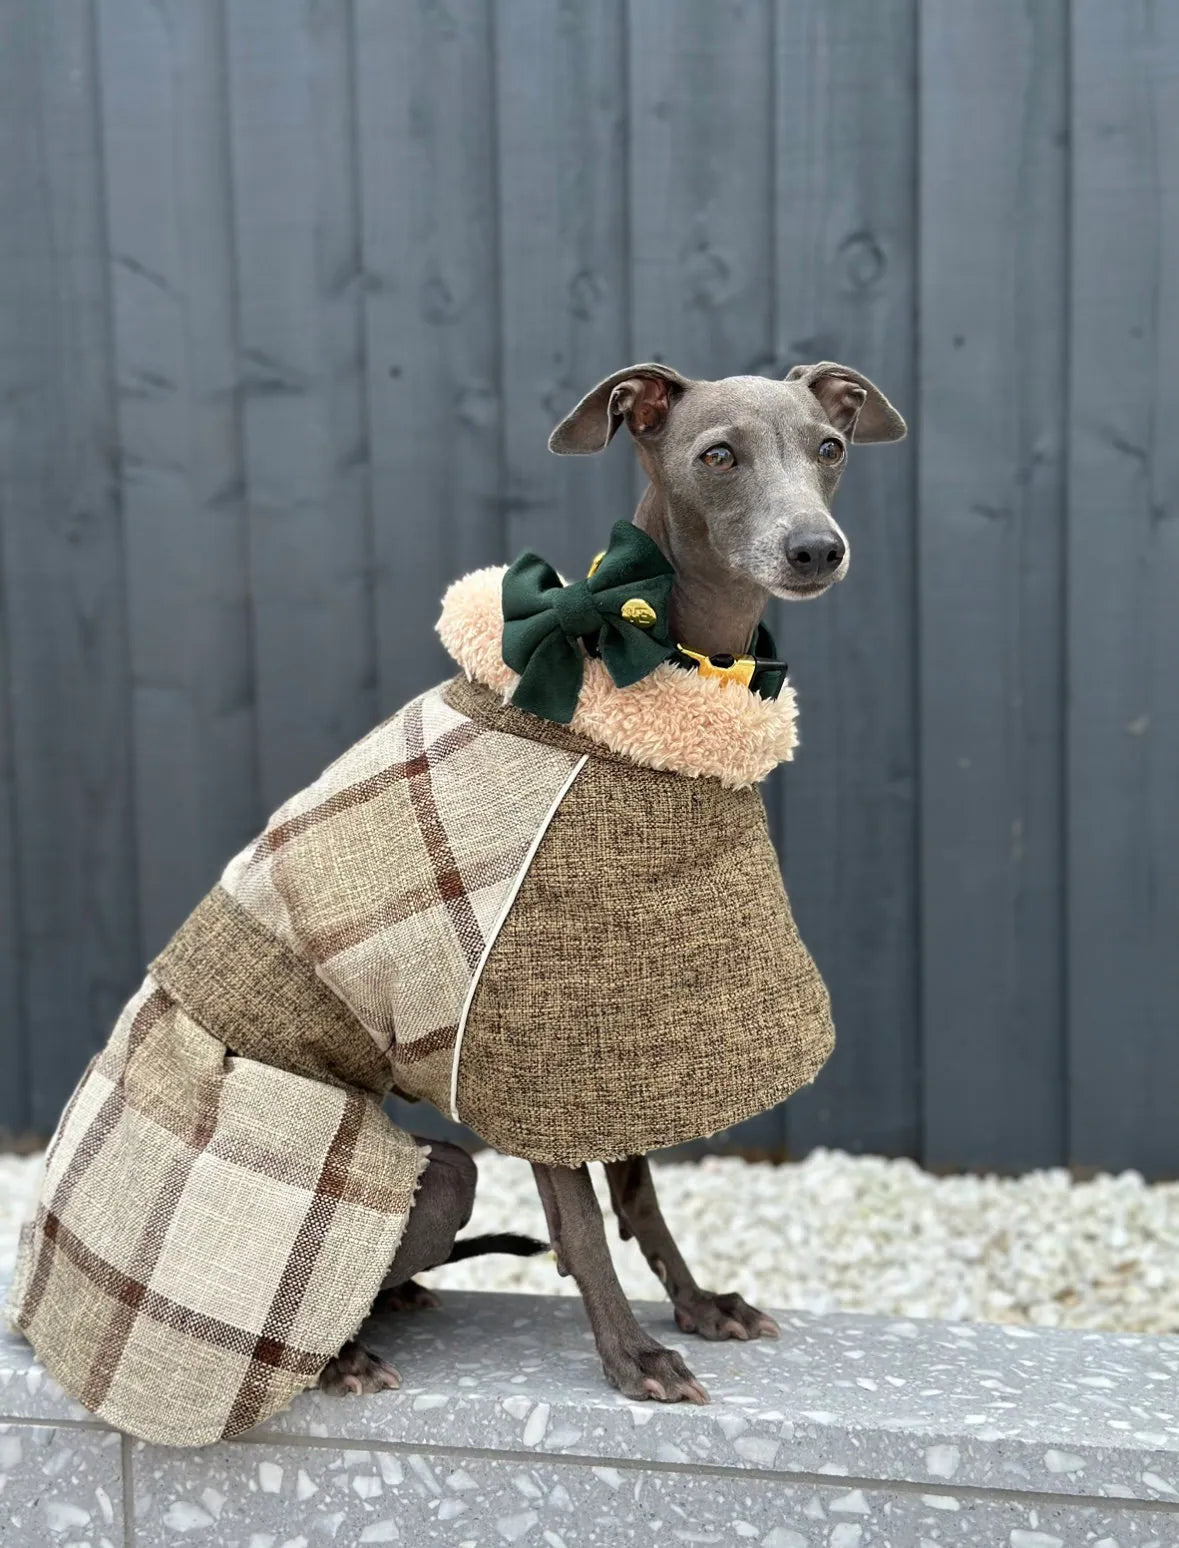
left=7, top=976, right=425, bottom=1447
left=220, top=684, right=583, bottom=1109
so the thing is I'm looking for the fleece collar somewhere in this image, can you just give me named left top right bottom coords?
left=436, top=567, right=798, bottom=788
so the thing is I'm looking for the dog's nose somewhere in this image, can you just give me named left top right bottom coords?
left=786, top=531, right=845, bottom=579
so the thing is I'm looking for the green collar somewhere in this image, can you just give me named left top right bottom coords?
left=501, top=522, right=787, bottom=725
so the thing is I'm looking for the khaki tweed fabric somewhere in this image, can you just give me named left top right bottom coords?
left=6, top=976, right=425, bottom=1447
left=457, top=754, right=835, bottom=1166
left=219, top=684, right=583, bottom=1108
left=443, top=672, right=649, bottom=770
left=149, top=884, right=391, bottom=1100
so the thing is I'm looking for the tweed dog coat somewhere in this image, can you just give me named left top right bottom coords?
left=7, top=560, right=834, bottom=1447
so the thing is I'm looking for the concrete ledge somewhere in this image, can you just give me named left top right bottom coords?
left=4, top=1285, right=1179, bottom=1546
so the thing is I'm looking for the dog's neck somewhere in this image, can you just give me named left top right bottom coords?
left=632, top=486, right=769, bottom=659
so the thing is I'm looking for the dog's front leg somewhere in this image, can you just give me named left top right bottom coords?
left=531, top=1162, right=708, bottom=1404
left=605, top=1156, right=779, bottom=1342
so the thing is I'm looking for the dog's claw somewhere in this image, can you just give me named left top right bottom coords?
left=605, top=1344, right=710, bottom=1405
left=675, top=1291, right=778, bottom=1343
left=319, top=1340, right=402, bottom=1397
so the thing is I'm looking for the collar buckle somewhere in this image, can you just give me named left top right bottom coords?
left=672, top=644, right=789, bottom=701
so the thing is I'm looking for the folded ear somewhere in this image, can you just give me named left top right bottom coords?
left=548, top=363, right=692, bottom=455
left=786, top=361, right=907, bottom=444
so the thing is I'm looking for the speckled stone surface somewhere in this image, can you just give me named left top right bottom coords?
left=6, top=1284, right=1179, bottom=1546
left=132, top=1442, right=1179, bottom=1548
left=0, top=1421, right=124, bottom=1547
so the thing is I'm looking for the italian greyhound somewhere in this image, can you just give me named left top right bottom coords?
left=322, top=361, right=907, bottom=1403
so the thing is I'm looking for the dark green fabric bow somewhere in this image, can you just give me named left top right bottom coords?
left=502, top=521, right=676, bottom=724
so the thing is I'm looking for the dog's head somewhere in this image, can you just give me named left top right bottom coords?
left=549, top=362, right=906, bottom=601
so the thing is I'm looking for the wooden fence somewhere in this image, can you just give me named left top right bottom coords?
left=1, top=0, right=1175, bottom=1174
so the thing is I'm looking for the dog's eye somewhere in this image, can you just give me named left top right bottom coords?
left=818, top=438, right=845, bottom=465
left=700, top=444, right=736, bottom=470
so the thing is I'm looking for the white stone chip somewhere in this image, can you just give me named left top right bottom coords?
left=1043, top=1449, right=1085, bottom=1474
left=829, top=1490, right=870, bottom=1514
left=160, top=1501, right=212, bottom=1532
left=591, top=1466, right=622, bottom=1491
left=760, top=1531, right=807, bottom=1548
left=45, top=1500, right=92, bottom=1532
left=522, top=1401, right=550, bottom=1446
left=925, top=1443, right=961, bottom=1477
left=496, top=1510, right=540, bottom=1543
left=375, top=1453, right=403, bottom=1486
left=358, top=1523, right=400, bottom=1543
left=258, top=1461, right=283, bottom=1495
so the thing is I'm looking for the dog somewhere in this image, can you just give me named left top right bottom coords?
left=328, top=360, right=906, bottom=1405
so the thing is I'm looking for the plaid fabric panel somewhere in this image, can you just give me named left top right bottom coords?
left=220, top=684, right=583, bottom=1108
left=7, top=976, right=424, bottom=1447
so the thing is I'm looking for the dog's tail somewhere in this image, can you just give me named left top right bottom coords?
left=443, top=1232, right=548, bottom=1264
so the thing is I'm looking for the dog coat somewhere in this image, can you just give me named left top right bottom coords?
left=7, top=555, right=834, bottom=1446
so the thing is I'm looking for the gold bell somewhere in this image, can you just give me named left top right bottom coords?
left=587, top=551, right=606, bottom=578
left=620, top=597, right=657, bottom=628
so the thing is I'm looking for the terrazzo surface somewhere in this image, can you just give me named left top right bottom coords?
left=5, top=1283, right=1179, bottom=1546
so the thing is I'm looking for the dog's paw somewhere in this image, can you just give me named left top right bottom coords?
left=604, top=1343, right=709, bottom=1404
left=674, top=1290, right=780, bottom=1342
left=373, top=1278, right=442, bottom=1314
left=318, top=1340, right=402, bottom=1397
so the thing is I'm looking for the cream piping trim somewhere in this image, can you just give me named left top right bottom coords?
left=448, top=753, right=589, bottom=1122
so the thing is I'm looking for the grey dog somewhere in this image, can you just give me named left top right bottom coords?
left=322, top=359, right=906, bottom=1405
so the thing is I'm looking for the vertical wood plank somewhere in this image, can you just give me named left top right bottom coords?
left=225, top=0, right=375, bottom=809
left=0, top=486, right=23, bottom=1137
left=771, top=0, right=921, bottom=1161
left=627, top=0, right=775, bottom=376
left=1069, top=1, right=1179, bottom=1177
left=355, top=0, right=503, bottom=718
left=628, top=0, right=779, bottom=1152
left=494, top=0, right=631, bottom=580
left=0, top=0, right=141, bottom=1133
left=96, top=0, right=258, bottom=958
left=918, top=0, right=1069, bottom=1170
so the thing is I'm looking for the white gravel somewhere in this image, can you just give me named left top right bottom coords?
left=3, top=1147, right=1177, bottom=1334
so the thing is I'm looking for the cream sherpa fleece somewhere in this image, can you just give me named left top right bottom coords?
left=437, top=566, right=798, bottom=788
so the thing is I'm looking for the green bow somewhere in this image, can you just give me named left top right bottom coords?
left=502, top=521, right=676, bottom=725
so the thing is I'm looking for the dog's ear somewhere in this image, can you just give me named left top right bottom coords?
left=786, top=361, right=906, bottom=444
left=549, top=363, right=692, bottom=455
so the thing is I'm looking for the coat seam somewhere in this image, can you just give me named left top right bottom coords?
left=449, top=752, right=589, bottom=1123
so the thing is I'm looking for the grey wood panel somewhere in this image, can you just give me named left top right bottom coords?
left=770, top=0, right=920, bottom=1161
left=225, top=0, right=376, bottom=810
left=627, top=0, right=775, bottom=378
left=918, top=0, right=1069, bottom=1170
left=96, top=0, right=258, bottom=959
left=0, top=0, right=141, bottom=1133
left=494, top=0, right=632, bottom=579
left=0, top=471, right=23, bottom=1136
left=1068, top=1, right=1179, bottom=1176
left=628, top=0, right=779, bottom=1150
left=0, top=635, right=21, bottom=1135
left=355, top=0, right=504, bottom=719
